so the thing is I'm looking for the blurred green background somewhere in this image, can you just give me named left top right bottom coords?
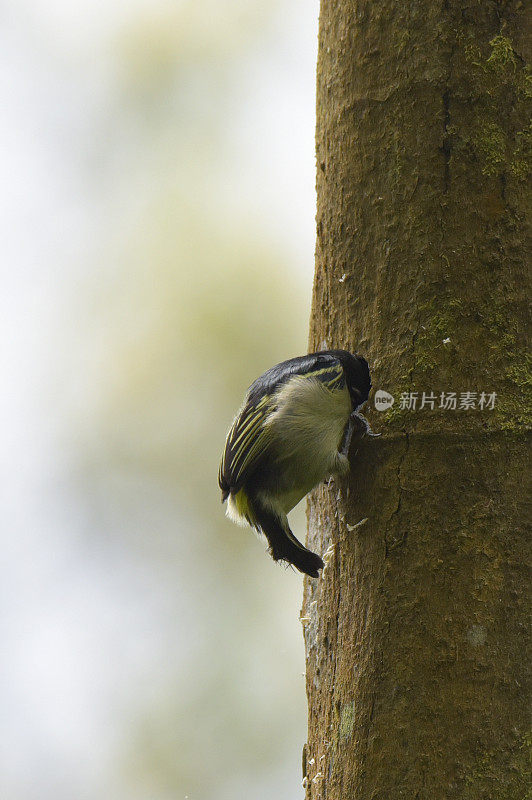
left=1, top=1, right=319, bottom=798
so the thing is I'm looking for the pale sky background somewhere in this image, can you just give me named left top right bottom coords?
left=1, top=1, right=321, bottom=799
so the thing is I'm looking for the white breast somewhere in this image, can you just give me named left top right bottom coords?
left=263, top=375, right=351, bottom=511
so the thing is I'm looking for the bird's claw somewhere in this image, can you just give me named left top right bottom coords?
left=350, top=411, right=380, bottom=437
left=341, top=411, right=380, bottom=455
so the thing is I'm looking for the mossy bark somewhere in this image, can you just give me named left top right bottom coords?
left=303, top=1, right=531, bottom=798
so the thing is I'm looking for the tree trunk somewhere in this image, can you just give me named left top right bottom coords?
left=303, top=2, right=530, bottom=798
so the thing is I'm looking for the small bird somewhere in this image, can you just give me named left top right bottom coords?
left=218, top=350, right=372, bottom=577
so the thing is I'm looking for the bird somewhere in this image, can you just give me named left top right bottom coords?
left=218, top=350, right=372, bottom=577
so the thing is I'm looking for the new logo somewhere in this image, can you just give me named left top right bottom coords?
left=374, top=390, right=394, bottom=412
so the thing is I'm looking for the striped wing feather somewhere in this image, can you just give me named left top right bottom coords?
left=219, top=357, right=346, bottom=498
left=219, top=394, right=272, bottom=496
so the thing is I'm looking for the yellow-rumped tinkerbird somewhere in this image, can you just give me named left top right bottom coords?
left=218, top=350, right=373, bottom=577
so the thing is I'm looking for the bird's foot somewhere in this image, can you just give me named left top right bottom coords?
left=352, top=411, right=380, bottom=438
left=340, top=411, right=380, bottom=456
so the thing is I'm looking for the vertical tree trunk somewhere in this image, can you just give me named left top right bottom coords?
left=303, top=2, right=530, bottom=798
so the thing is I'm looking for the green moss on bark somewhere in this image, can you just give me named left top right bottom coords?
left=457, top=29, right=532, bottom=179
left=461, top=731, right=532, bottom=800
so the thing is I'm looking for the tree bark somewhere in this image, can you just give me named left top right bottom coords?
left=303, top=2, right=531, bottom=798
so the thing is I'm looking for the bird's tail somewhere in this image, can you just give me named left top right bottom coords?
left=252, top=501, right=324, bottom=578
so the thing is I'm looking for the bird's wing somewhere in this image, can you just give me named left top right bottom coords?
left=218, top=393, right=273, bottom=496
left=219, top=355, right=346, bottom=496
left=304, top=359, right=346, bottom=391
left=246, top=352, right=345, bottom=403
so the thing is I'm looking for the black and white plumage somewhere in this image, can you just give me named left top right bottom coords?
left=218, top=350, right=372, bottom=577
